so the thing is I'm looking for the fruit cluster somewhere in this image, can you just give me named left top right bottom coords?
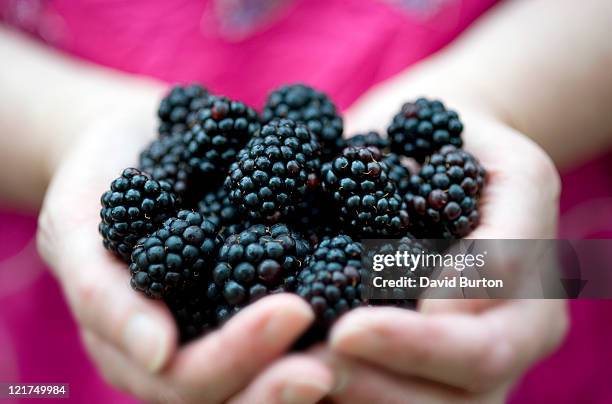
left=99, top=84, right=486, bottom=343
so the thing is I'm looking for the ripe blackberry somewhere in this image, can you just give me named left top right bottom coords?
left=384, top=153, right=412, bottom=195
left=388, top=98, right=463, bottom=162
left=165, top=285, right=214, bottom=342
left=225, top=119, right=321, bottom=222
left=346, top=131, right=389, bottom=151
left=99, top=168, right=178, bottom=262
left=158, top=84, right=209, bottom=136
left=198, top=188, right=240, bottom=227
left=321, top=147, right=408, bottom=237
left=296, top=235, right=364, bottom=340
left=208, top=223, right=311, bottom=322
left=139, top=133, right=192, bottom=198
left=197, top=188, right=249, bottom=237
left=129, top=210, right=222, bottom=299
left=183, top=95, right=260, bottom=178
left=365, top=236, right=431, bottom=305
left=262, top=84, right=344, bottom=159
left=404, top=146, right=485, bottom=238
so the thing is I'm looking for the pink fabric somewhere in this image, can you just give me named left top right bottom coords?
left=1, top=0, right=611, bottom=402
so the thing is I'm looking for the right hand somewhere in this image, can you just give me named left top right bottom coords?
left=36, top=111, right=334, bottom=403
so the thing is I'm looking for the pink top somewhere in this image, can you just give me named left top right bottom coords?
left=1, top=1, right=611, bottom=402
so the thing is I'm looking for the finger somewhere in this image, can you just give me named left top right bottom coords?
left=329, top=307, right=513, bottom=392
left=330, top=301, right=567, bottom=392
left=54, top=224, right=177, bottom=373
left=166, top=294, right=314, bottom=403
left=419, top=298, right=494, bottom=314
left=36, top=130, right=177, bottom=372
left=481, top=300, right=569, bottom=371
left=229, top=355, right=333, bottom=404
left=312, top=349, right=499, bottom=404
left=81, top=330, right=182, bottom=403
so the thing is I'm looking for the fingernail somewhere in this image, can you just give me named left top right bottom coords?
left=263, top=303, right=314, bottom=343
left=123, top=313, right=168, bottom=372
left=281, top=378, right=331, bottom=404
left=330, top=362, right=352, bottom=394
left=330, top=322, right=382, bottom=353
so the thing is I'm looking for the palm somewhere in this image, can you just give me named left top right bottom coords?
left=38, top=115, right=325, bottom=403
left=321, top=97, right=568, bottom=403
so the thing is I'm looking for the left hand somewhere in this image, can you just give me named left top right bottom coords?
left=320, top=83, right=569, bottom=403
left=37, top=109, right=333, bottom=404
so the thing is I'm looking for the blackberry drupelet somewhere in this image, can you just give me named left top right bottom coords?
left=208, top=223, right=311, bottom=322
left=321, top=146, right=409, bottom=237
left=296, top=235, right=364, bottom=340
left=183, top=95, right=260, bottom=178
left=139, top=133, right=192, bottom=198
left=198, top=188, right=240, bottom=227
left=388, top=97, right=463, bottom=163
left=158, top=84, right=209, bottom=136
left=129, top=210, right=222, bottom=299
left=384, top=153, right=412, bottom=195
left=165, top=285, right=215, bottom=342
left=198, top=188, right=249, bottom=237
left=404, top=145, right=485, bottom=238
left=262, top=84, right=344, bottom=159
left=224, top=119, right=321, bottom=222
left=99, top=168, right=178, bottom=262
left=346, top=131, right=389, bottom=151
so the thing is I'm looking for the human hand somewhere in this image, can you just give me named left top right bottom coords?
left=321, top=86, right=569, bottom=403
left=36, top=110, right=334, bottom=403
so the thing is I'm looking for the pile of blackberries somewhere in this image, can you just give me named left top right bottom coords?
left=98, top=84, right=486, bottom=343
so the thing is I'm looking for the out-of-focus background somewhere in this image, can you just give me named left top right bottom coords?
left=1, top=0, right=611, bottom=402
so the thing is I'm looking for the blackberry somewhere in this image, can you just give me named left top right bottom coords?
left=139, top=133, right=192, bottom=198
left=296, top=235, right=364, bottom=340
left=225, top=119, right=321, bottom=222
left=321, top=147, right=408, bottom=237
left=365, top=236, right=431, bottom=305
left=208, top=224, right=311, bottom=322
left=158, top=84, right=209, bottom=136
left=198, top=188, right=249, bottom=237
left=404, top=146, right=485, bottom=238
left=384, top=153, right=412, bottom=195
left=262, top=84, right=344, bottom=159
left=183, top=95, right=260, bottom=178
left=165, top=285, right=214, bottom=342
left=388, top=97, right=463, bottom=162
left=198, top=188, right=240, bottom=227
left=129, top=210, right=222, bottom=299
left=99, top=168, right=178, bottom=262
left=346, top=131, right=389, bottom=151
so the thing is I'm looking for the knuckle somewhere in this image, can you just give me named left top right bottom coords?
left=73, top=275, right=103, bottom=324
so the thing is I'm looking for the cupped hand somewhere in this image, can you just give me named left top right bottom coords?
left=36, top=111, right=333, bottom=403
left=323, top=87, right=569, bottom=403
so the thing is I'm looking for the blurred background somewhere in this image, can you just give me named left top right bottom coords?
left=1, top=0, right=611, bottom=402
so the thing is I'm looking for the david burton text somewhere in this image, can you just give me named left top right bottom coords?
left=372, top=276, right=504, bottom=288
